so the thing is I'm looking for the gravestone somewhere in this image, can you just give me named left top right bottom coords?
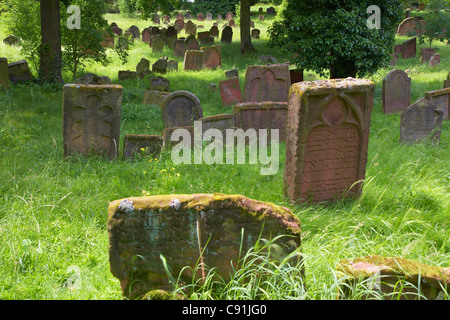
left=167, top=60, right=178, bottom=72
left=152, top=37, right=164, bottom=53
left=219, top=77, right=242, bottom=106
left=444, top=72, right=450, bottom=88
left=128, top=25, right=140, bottom=40
left=8, top=60, right=34, bottom=83
left=425, top=87, right=450, bottom=120
left=201, top=45, right=222, bottom=69
left=153, top=14, right=160, bottom=25
left=284, top=78, right=375, bottom=204
left=122, top=134, right=163, bottom=159
left=163, top=15, right=170, bottom=23
left=229, top=20, right=236, bottom=27
left=62, top=84, right=123, bottom=158
left=136, top=58, right=150, bottom=74
left=161, top=91, right=203, bottom=128
left=421, top=48, right=436, bottom=63
left=199, top=36, right=214, bottom=45
left=382, top=69, right=411, bottom=114
left=397, top=17, right=421, bottom=35
left=429, top=53, right=440, bottom=67
left=162, top=126, right=195, bottom=148
left=267, top=7, right=276, bottom=15
left=197, top=13, right=205, bottom=21
left=174, top=19, right=185, bottom=30
left=251, top=29, right=260, bottom=39
left=221, top=26, right=233, bottom=44
left=76, top=73, right=111, bottom=85
left=400, top=98, right=443, bottom=145
left=173, top=39, right=188, bottom=57
left=290, top=69, right=304, bottom=84
left=184, top=35, right=199, bottom=50
left=0, top=58, right=10, bottom=90
left=176, top=12, right=184, bottom=20
left=152, top=57, right=168, bottom=74
left=402, top=37, right=416, bottom=58
left=234, top=101, right=289, bottom=142
left=259, top=15, right=265, bottom=21
left=118, top=70, right=137, bottom=80
left=141, top=28, right=151, bottom=43
left=108, top=194, right=302, bottom=299
left=149, top=75, right=170, bottom=92
left=185, top=20, right=196, bottom=36
left=243, top=64, right=290, bottom=103
left=3, top=35, right=20, bottom=46
left=183, top=50, right=205, bottom=71
left=166, top=26, right=178, bottom=39
left=206, top=13, right=212, bottom=21
left=225, top=68, right=239, bottom=79
left=199, top=114, right=235, bottom=135
left=217, top=14, right=223, bottom=20
left=112, top=26, right=122, bottom=35
left=210, top=26, right=219, bottom=38
left=226, top=12, right=233, bottom=21
left=102, top=31, right=114, bottom=48
left=150, top=26, right=161, bottom=36
left=142, top=90, right=170, bottom=107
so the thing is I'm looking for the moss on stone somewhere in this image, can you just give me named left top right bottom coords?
left=142, top=289, right=171, bottom=300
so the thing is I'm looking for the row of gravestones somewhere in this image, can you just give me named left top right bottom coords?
left=396, top=16, right=450, bottom=46
left=391, top=37, right=442, bottom=67
left=382, top=69, right=449, bottom=145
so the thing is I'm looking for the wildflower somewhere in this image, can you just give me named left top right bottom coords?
left=177, top=173, right=180, bottom=177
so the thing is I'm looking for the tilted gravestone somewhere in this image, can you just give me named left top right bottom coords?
left=201, top=45, right=222, bottom=69
left=122, top=134, right=163, bottom=159
left=424, top=87, right=450, bottom=120
left=219, top=77, right=242, bottom=106
left=267, top=7, right=276, bottom=15
left=243, top=64, right=290, bottom=103
left=136, top=58, right=150, bottom=74
left=400, top=99, right=443, bottom=145
left=152, top=57, right=168, bottom=74
left=161, top=90, right=203, bottom=128
left=284, top=78, right=375, bottom=204
left=62, top=84, right=123, bottom=158
left=382, top=69, right=411, bottom=114
left=0, top=58, right=10, bottom=90
left=8, top=60, right=34, bottom=83
left=108, top=193, right=302, bottom=299
left=112, top=26, right=122, bottom=35
left=149, top=75, right=170, bottom=92
left=234, top=101, right=289, bottom=142
left=183, top=50, right=205, bottom=71
left=225, top=68, right=239, bottom=79
left=221, top=26, right=233, bottom=44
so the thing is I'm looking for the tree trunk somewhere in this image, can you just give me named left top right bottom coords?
left=240, top=0, right=255, bottom=54
left=39, top=0, right=64, bottom=83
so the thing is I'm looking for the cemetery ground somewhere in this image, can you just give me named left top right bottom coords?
left=0, top=6, right=449, bottom=300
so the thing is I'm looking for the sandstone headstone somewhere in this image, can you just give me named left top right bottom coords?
left=174, top=19, right=185, bottom=30
left=229, top=19, right=236, bottom=27
left=0, top=58, right=10, bottom=90
left=183, top=50, right=205, bottom=71
left=152, top=57, right=168, bottom=74
left=8, top=60, right=34, bottom=83
left=217, top=14, right=222, bottom=20
left=206, top=13, right=212, bottom=21
left=62, top=84, right=123, bottom=158
left=226, top=12, right=233, bottom=21
left=122, top=134, right=163, bottom=159
left=221, top=26, right=233, bottom=44
left=102, top=31, right=115, bottom=48
left=136, top=58, right=150, bottom=74
left=197, top=13, right=205, bottom=21
left=76, top=73, right=111, bottom=85
left=166, top=26, right=178, bottom=39
left=201, top=45, right=222, bottom=69
left=118, top=70, right=137, bottom=80
left=185, top=21, right=197, bottom=36
left=112, top=26, right=122, bottom=35
left=161, top=91, right=203, bottom=128
left=153, top=14, right=160, bottom=25
left=149, top=75, right=170, bottom=91
left=284, top=78, right=375, bottom=204
left=382, top=69, right=411, bottom=114
left=234, top=101, right=289, bottom=142
left=141, top=28, right=151, bottom=43
left=142, top=90, right=170, bottom=107
left=219, top=77, right=242, bottom=106
left=225, top=68, right=239, bottom=79
left=421, top=48, right=436, bottom=63
left=336, top=255, right=450, bottom=300
left=397, top=17, right=421, bottom=35
left=424, top=87, right=450, bottom=120
left=184, top=35, right=200, bottom=51
left=176, top=12, right=184, bottom=20
left=259, top=15, right=265, bottom=22
left=402, top=37, right=416, bottom=58
left=150, top=26, right=161, bottom=36
left=243, top=64, right=290, bottom=103
left=173, top=39, right=188, bottom=57
left=162, top=126, right=195, bottom=148
left=108, top=194, right=302, bottom=299
left=251, top=29, right=260, bottom=39
left=400, top=98, right=443, bottom=145
left=210, top=26, right=219, bottom=38
left=152, top=37, right=164, bottom=53
left=199, top=114, right=235, bottom=135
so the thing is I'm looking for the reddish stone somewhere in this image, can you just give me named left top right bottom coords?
left=173, top=39, right=187, bottom=57
left=112, top=26, right=122, bottom=35
left=243, top=64, right=290, bottom=103
left=219, top=77, right=242, bottom=106
left=382, top=69, right=411, bottom=114
left=421, top=47, right=436, bottom=63
left=201, top=45, right=221, bottom=69
left=183, top=50, right=204, bottom=71
left=425, top=87, right=450, bottom=120
left=141, top=28, right=151, bottom=43
left=428, top=53, right=440, bottom=67
left=174, top=19, right=185, bottom=30
left=197, top=13, right=205, bottom=21
left=397, top=17, right=422, bottom=35
left=284, top=78, right=375, bottom=204
left=251, top=29, right=260, bottom=39
left=290, top=69, right=304, bottom=84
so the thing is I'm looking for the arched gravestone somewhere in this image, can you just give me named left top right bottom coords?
left=210, top=25, right=219, bottom=38
left=400, top=98, right=443, bottom=145
left=174, top=19, right=185, bottom=30
left=63, top=84, right=123, bottom=158
left=201, top=45, right=221, bottom=69
left=284, top=78, right=375, bottom=204
left=161, top=91, right=203, bottom=128
left=128, top=25, right=140, bottom=40
left=397, top=17, right=424, bottom=35
left=141, top=28, right=151, bottom=43
left=108, top=193, right=302, bottom=299
left=382, top=69, right=411, bottom=114
left=221, top=26, right=233, bottom=44
left=205, top=12, right=212, bottom=21
left=243, top=64, right=291, bottom=103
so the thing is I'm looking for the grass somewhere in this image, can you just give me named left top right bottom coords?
left=0, top=5, right=449, bottom=300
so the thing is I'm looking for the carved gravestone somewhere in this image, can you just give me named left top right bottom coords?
left=425, top=87, right=450, bottom=120
left=183, top=50, right=204, bottom=71
left=221, top=26, right=233, bottom=44
left=185, top=21, right=196, bottom=36
left=402, top=37, right=416, bottom=58
left=150, top=26, right=161, bottom=36
left=201, top=45, right=221, bottom=69
left=210, top=26, right=219, bottom=38
left=243, top=64, right=290, bottom=103
left=161, top=91, right=203, bottom=128
left=122, top=134, right=163, bottom=159
left=382, top=69, right=411, bottom=114
left=400, top=98, right=443, bottom=145
left=284, top=78, right=375, bottom=204
left=8, top=60, right=34, bottom=83
left=63, top=84, right=123, bottom=158
left=149, top=75, right=170, bottom=92
left=141, top=28, right=151, bottom=43
left=173, top=39, right=187, bottom=57
left=108, top=194, right=302, bottom=299
left=251, top=29, right=260, bottom=39
left=234, top=101, right=289, bottom=142
left=152, top=57, right=168, bottom=74
left=219, top=77, right=242, bottom=106
left=0, top=58, right=10, bottom=90
left=76, top=73, right=111, bottom=85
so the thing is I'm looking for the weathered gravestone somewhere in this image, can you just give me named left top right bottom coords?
left=243, top=64, right=290, bottom=103
left=400, top=98, right=443, bottom=145
left=174, top=19, right=185, bottom=30
left=8, top=60, right=34, bottom=83
left=118, top=70, right=137, bottom=80
left=226, top=12, right=234, bottom=21
left=185, top=20, right=196, bottom=36
left=210, top=26, right=219, bottom=38
left=102, top=31, right=114, bottom=48
left=402, top=37, right=416, bottom=58
left=122, top=134, right=163, bottom=159
left=219, top=77, right=242, bottom=106
left=128, top=25, right=140, bottom=40
left=141, top=28, right=151, bottom=43
left=167, top=60, right=178, bottom=72
left=183, top=50, right=205, bottom=71
left=161, top=91, right=203, bottom=128
left=152, top=57, right=168, bottom=74
left=108, top=193, right=302, bottom=299
left=429, top=53, right=440, bottom=67
left=221, top=26, right=233, bottom=44
left=201, top=45, right=222, bottom=69
left=162, top=125, right=195, bottom=148
left=0, top=58, right=10, bottom=90
left=284, top=78, right=375, bottom=204
left=63, top=84, right=123, bottom=158
left=3, top=35, right=20, bottom=46
left=397, top=17, right=422, bottom=35
left=199, top=114, right=235, bottom=135
left=197, top=13, right=205, bottom=21
left=173, top=39, right=187, bottom=57
left=229, top=19, right=236, bottom=27
left=152, top=36, right=164, bottom=53
left=335, top=255, right=450, bottom=300
left=112, top=26, right=122, bottom=35
left=290, top=69, right=304, bottom=84
left=136, top=58, right=150, bottom=74
left=225, top=68, right=239, bottom=79
left=184, top=35, right=200, bottom=50
left=206, top=12, right=212, bottom=21
left=424, top=87, right=450, bottom=120
left=259, top=15, right=265, bottom=22
left=76, top=73, right=111, bottom=85
left=382, top=69, right=411, bottom=114
left=444, top=72, right=450, bottom=88
left=421, top=48, right=436, bottom=63
left=142, top=90, right=170, bottom=107
left=251, top=29, right=260, bottom=39
left=267, top=7, right=276, bottom=15
left=234, top=101, right=289, bottom=142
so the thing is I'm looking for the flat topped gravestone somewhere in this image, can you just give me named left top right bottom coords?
left=0, top=58, right=10, bottom=90
left=63, top=84, right=123, bottom=158
left=161, top=91, right=203, bottom=128
left=382, top=69, right=411, bottom=114
left=425, top=87, right=450, bottom=120
left=400, top=98, right=443, bottom=145
left=122, top=134, right=163, bottom=159
left=284, top=78, right=375, bottom=204
left=108, top=193, right=302, bottom=299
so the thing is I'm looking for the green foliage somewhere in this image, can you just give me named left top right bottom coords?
left=419, top=0, right=450, bottom=47
left=267, top=0, right=404, bottom=78
left=117, top=0, right=139, bottom=16
left=190, top=0, right=240, bottom=16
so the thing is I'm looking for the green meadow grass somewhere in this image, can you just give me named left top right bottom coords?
left=0, top=6, right=449, bottom=300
